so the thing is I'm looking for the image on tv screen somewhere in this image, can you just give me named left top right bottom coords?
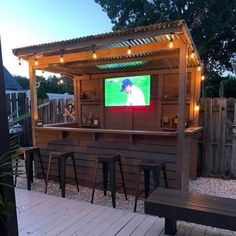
left=104, top=75, right=151, bottom=107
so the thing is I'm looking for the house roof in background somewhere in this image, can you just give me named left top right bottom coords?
left=3, top=66, right=22, bottom=90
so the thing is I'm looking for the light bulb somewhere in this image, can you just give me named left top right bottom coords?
left=197, top=65, right=201, bottom=71
left=93, top=51, right=97, bottom=59
left=127, top=46, right=132, bottom=55
left=190, top=50, right=195, bottom=59
left=201, top=75, right=205, bottom=81
left=34, top=58, right=38, bottom=66
left=194, top=105, right=200, bottom=112
left=60, top=55, right=64, bottom=63
left=169, top=39, right=173, bottom=48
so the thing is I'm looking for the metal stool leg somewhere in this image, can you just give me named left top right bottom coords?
left=134, top=168, right=141, bottom=212
left=108, top=161, right=116, bottom=208
left=71, top=154, right=79, bottom=192
left=103, top=162, right=108, bottom=196
left=25, top=153, right=32, bottom=191
left=58, top=157, right=66, bottom=198
left=58, top=159, right=62, bottom=189
left=91, top=160, right=99, bottom=204
left=37, top=149, right=46, bottom=183
left=118, top=159, right=127, bottom=200
left=152, top=167, right=161, bottom=189
left=45, top=155, right=52, bottom=194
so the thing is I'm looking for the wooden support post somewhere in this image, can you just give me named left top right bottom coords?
left=176, top=40, right=187, bottom=190
left=73, top=77, right=79, bottom=123
left=28, top=60, right=38, bottom=146
left=157, top=73, right=163, bottom=130
left=194, top=69, right=201, bottom=126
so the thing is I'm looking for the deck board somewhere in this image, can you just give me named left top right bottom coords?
left=15, top=188, right=236, bottom=236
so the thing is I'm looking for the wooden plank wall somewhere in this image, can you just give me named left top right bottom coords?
left=199, top=97, right=236, bottom=178
left=34, top=129, right=178, bottom=195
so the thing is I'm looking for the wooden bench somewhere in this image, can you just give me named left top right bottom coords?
left=145, top=187, right=236, bottom=235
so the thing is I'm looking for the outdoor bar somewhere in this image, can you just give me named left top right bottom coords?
left=13, top=20, right=202, bottom=193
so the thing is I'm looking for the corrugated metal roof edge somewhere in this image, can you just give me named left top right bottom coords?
left=12, top=20, right=184, bottom=56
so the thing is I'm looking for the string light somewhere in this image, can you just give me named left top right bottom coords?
left=34, top=57, right=38, bottom=66
left=60, top=54, right=64, bottom=63
left=190, top=50, right=195, bottom=59
left=58, top=79, right=64, bottom=85
left=93, top=50, right=97, bottom=59
left=127, top=45, right=132, bottom=55
left=197, top=65, right=201, bottom=71
left=169, top=38, right=174, bottom=48
left=201, top=75, right=205, bottom=81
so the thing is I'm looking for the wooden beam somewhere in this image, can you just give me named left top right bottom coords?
left=176, top=39, right=188, bottom=191
left=28, top=59, right=38, bottom=146
left=32, top=40, right=181, bottom=69
left=73, top=77, right=79, bottom=123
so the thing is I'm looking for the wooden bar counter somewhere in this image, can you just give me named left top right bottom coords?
left=34, top=124, right=201, bottom=194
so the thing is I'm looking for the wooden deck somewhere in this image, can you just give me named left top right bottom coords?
left=15, top=188, right=236, bottom=236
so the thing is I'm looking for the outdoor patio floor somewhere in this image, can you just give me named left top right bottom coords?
left=15, top=188, right=236, bottom=236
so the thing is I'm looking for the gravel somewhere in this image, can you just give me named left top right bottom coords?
left=16, top=176, right=236, bottom=214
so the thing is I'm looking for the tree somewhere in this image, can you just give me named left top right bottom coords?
left=15, top=75, right=73, bottom=99
left=14, top=76, right=29, bottom=90
left=95, top=0, right=236, bottom=77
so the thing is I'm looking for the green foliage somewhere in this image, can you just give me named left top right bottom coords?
left=222, top=75, right=236, bottom=98
left=14, top=76, right=29, bottom=90
left=95, top=0, right=236, bottom=76
left=14, top=75, right=73, bottom=99
left=36, top=75, right=73, bottom=99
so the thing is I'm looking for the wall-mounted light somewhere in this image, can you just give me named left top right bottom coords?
left=60, top=54, right=64, bottom=63
left=34, top=57, right=39, bottom=66
left=127, top=45, right=132, bottom=55
left=194, top=104, right=200, bottom=112
left=169, top=38, right=174, bottom=48
left=197, top=65, right=201, bottom=71
left=190, top=50, right=195, bottom=59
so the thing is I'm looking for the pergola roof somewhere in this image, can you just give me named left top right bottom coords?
left=12, top=20, right=201, bottom=77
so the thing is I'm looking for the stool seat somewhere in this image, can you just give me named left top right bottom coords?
left=15, top=147, right=46, bottom=190
left=134, top=160, right=168, bottom=212
left=45, top=151, right=79, bottom=198
left=91, top=154, right=127, bottom=208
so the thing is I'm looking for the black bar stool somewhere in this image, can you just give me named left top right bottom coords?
left=15, top=147, right=46, bottom=190
left=91, top=154, right=127, bottom=208
left=45, top=152, right=79, bottom=198
left=134, top=160, right=168, bottom=212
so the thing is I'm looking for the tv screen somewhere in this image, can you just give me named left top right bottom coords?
left=105, top=75, right=151, bottom=107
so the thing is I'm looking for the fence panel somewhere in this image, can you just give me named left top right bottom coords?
left=199, top=97, right=236, bottom=177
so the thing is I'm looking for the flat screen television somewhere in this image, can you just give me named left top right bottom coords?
left=104, top=75, right=151, bottom=107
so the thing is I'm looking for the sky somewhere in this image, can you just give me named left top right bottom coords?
left=0, top=0, right=112, bottom=78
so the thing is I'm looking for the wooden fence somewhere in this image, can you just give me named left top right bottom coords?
left=6, top=92, right=73, bottom=146
left=199, top=97, right=236, bottom=178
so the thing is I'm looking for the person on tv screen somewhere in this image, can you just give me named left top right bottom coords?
left=121, top=78, right=146, bottom=106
